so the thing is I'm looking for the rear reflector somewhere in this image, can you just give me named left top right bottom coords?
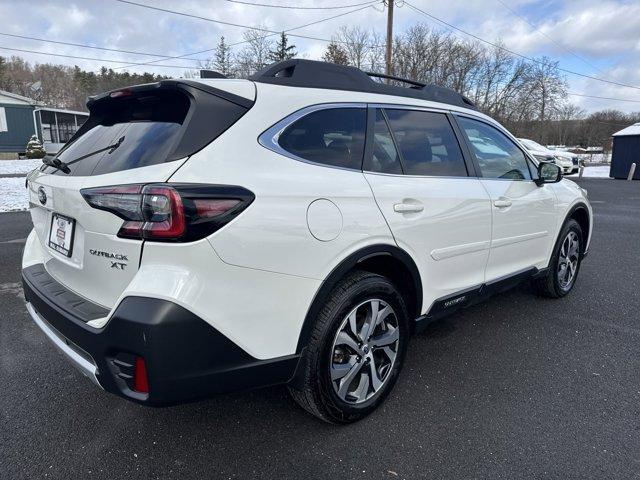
left=133, top=356, right=149, bottom=394
left=80, top=183, right=254, bottom=242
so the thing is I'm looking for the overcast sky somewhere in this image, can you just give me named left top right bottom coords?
left=0, top=0, right=639, bottom=112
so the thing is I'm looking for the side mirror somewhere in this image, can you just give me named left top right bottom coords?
left=535, top=162, right=562, bottom=186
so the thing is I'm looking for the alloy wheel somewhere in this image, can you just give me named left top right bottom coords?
left=558, top=231, right=580, bottom=290
left=330, top=299, right=399, bottom=404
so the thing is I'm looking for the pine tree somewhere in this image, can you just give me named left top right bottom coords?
left=25, top=135, right=46, bottom=159
left=323, top=42, right=349, bottom=65
left=214, top=36, right=234, bottom=76
left=268, top=32, right=297, bottom=62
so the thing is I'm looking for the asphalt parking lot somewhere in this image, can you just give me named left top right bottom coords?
left=1, top=178, right=639, bottom=479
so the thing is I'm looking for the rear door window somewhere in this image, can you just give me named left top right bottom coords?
left=383, top=109, right=468, bottom=177
left=365, top=109, right=403, bottom=174
left=278, top=107, right=366, bottom=170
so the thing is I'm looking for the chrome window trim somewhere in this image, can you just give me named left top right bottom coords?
left=258, top=102, right=368, bottom=172
left=258, top=101, right=533, bottom=179
left=364, top=171, right=481, bottom=180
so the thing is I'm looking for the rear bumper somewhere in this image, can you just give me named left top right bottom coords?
left=22, top=264, right=300, bottom=405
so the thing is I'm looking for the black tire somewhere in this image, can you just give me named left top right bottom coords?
left=288, top=270, right=410, bottom=424
left=533, top=219, right=583, bottom=298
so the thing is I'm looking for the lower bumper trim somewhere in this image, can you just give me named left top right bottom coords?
left=26, top=302, right=102, bottom=388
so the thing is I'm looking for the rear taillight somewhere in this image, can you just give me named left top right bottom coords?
left=80, top=183, right=254, bottom=242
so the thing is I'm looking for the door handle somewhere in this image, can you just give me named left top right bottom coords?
left=394, top=203, right=424, bottom=213
left=493, top=198, right=512, bottom=208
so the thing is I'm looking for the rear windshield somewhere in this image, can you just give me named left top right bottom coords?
left=44, top=90, right=189, bottom=176
left=43, top=85, right=251, bottom=176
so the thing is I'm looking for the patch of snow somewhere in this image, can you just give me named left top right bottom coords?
left=0, top=159, right=41, bottom=175
left=0, top=177, right=29, bottom=212
left=581, top=166, right=611, bottom=178
left=577, top=153, right=611, bottom=165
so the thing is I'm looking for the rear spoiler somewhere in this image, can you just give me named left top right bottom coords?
left=54, top=80, right=255, bottom=163
left=87, top=79, right=254, bottom=110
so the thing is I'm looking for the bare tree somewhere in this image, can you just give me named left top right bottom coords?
left=333, top=26, right=371, bottom=69
left=235, top=28, right=274, bottom=78
left=366, top=31, right=385, bottom=73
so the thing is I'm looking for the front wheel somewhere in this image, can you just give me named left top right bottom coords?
left=534, top=219, right=583, bottom=298
left=288, top=270, right=409, bottom=424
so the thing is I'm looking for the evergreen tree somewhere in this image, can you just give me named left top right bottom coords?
left=268, top=32, right=297, bottom=62
left=25, top=135, right=46, bottom=159
left=214, top=36, right=234, bottom=76
left=323, top=42, right=349, bottom=65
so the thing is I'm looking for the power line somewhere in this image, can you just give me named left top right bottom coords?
left=568, top=92, right=640, bottom=103
left=403, top=1, right=640, bottom=92
left=111, top=2, right=381, bottom=71
left=494, top=0, right=607, bottom=76
left=113, top=0, right=378, bottom=45
left=223, top=0, right=378, bottom=9
left=0, top=45, right=197, bottom=69
left=0, top=31, right=205, bottom=62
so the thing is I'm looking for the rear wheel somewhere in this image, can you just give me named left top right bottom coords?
left=289, top=270, right=409, bottom=423
left=534, top=219, right=583, bottom=298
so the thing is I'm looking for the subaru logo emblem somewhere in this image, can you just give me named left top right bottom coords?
left=38, top=186, right=47, bottom=205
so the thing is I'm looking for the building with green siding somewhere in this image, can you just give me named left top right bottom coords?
left=0, top=90, right=39, bottom=158
left=0, top=90, right=88, bottom=158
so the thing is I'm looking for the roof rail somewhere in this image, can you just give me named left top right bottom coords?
left=364, top=71, right=426, bottom=88
left=249, top=59, right=476, bottom=110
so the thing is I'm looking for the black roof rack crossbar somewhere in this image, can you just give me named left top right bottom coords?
left=249, top=59, right=477, bottom=110
left=364, top=71, right=426, bottom=89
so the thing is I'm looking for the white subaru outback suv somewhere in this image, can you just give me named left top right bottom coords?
left=22, top=59, right=592, bottom=423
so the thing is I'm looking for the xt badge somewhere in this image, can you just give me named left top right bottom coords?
left=89, top=249, right=128, bottom=270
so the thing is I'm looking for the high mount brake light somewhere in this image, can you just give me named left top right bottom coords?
left=109, top=89, right=133, bottom=99
left=80, top=184, right=254, bottom=242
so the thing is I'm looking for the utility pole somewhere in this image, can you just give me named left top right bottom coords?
left=385, top=0, right=394, bottom=78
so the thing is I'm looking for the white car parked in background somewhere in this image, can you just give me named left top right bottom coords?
left=518, top=138, right=580, bottom=174
left=22, top=60, right=592, bottom=423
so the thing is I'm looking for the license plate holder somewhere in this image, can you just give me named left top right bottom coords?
left=48, top=213, right=76, bottom=257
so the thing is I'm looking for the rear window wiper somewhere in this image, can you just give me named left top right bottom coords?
left=42, top=136, right=125, bottom=174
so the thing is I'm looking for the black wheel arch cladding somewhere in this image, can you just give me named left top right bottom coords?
left=295, top=244, right=422, bottom=354
left=565, top=202, right=590, bottom=254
